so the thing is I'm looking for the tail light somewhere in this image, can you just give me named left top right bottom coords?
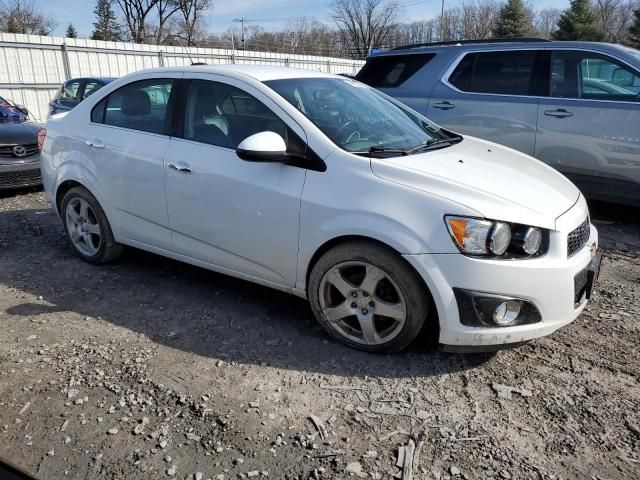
left=37, top=128, right=47, bottom=151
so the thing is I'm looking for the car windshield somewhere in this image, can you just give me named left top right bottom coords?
left=264, top=77, right=450, bottom=155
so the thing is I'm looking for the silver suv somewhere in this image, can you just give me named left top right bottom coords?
left=356, top=39, right=640, bottom=207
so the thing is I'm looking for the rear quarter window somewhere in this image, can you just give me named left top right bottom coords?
left=356, top=54, right=435, bottom=88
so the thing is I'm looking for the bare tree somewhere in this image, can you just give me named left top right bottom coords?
left=174, top=0, right=211, bottom=46
left=460, top=0, right=502, bottom=39
left=0, top=0, right=56, bottom=35
left=534, top=8, right=562, bottom=38
left=151, top=0, right=181, bottom=44
left=593, top=0, right=639, bottom=43
left=115, top=0, right=160, bottom=43
left=331, top=0, right=402, bottom=58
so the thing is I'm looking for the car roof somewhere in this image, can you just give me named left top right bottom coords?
left=132, top=64, right=339, bottom=82
left=372, top=40, right=637, bottom=59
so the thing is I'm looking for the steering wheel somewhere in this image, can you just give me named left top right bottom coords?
left=335, top=120, right=361, bottom=145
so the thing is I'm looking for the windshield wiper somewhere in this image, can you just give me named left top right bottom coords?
left=406, top=136, right=462, bottom=154
left=351, top=145, right=409, bottom=157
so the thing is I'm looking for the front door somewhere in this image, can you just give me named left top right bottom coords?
left=164, top=76, right=306, bottom=286
left=535, top=50, right=640, bottom=203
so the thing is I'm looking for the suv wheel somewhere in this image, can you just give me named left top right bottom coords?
left=308, top=241, right=431, bottom=353
left=61, top=186, right=123, bottom=264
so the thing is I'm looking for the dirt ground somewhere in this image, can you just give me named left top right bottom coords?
left=0, top=189, right=638, bottom=480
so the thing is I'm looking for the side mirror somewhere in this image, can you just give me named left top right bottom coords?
left=236, top=131, right=287, bottom=162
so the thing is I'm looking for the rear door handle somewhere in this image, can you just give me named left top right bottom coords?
left=544, top=109, right=573, bottom=118
left=433, top=101, right=455, bottom=110
left=85, top=139, right=105, bottom=149
left=168, top=162, right=193, bottom=174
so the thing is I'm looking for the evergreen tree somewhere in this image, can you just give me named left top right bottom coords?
left=66, top=23, right=78, bottom=38
left=91, top=0, right=123, bottom=42
left=629, top=9, right=640, bottom=49
left=553, top=0, right=605, bottom=41
left=492, top=0, right=534, bottom=38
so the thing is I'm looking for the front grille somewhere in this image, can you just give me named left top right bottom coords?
left=0, top=143, right=39, bottom=158
left=0, top=168, right=41, bottom=188
left=567, top=217, right=590, bottom=257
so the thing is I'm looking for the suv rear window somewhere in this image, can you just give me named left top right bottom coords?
left=449, top=51, right=541, bottom=96
left=357, top=54, right=435, bottom=88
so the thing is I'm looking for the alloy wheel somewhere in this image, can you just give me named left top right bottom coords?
left=65, top=197, right=101, bottom=257
left=318, top=261, right=407, bottom=346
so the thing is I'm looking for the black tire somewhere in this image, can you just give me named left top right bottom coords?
left=61, top=186, right=123, bottom=264
left=308, top=241, right=433, bottom=353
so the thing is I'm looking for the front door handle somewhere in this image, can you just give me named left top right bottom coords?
left=544, top=109, right=573, bottom=118
left=168, top=162, right=193, bottom=174
left=85, top=139, right=105, bottom=149
left=433, top=101, right=455, bottom=110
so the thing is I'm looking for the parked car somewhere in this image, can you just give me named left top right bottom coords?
left=356, top=39, right=640, bottom=207
left=0, top=95, right=42, bottom=190
left=48, top=77, right=115, bottom=117
left=41, top=65, right=600, bottom=353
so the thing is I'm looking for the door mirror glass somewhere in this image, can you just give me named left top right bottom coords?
left=236, top=131, right=287, bottom=162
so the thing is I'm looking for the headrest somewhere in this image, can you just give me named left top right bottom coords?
left=121, top=90, right=151, bottom=116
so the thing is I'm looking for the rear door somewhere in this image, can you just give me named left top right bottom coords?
left=535, top=49, right=640, bottom=204
left=85, top=74, right=182, bottom=249
left=427, top=50, right=545, bottom=155
left=163, top=75, right=307, bottom=286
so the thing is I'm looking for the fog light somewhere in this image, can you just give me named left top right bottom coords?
left=493, top=301, right=521, bottom=325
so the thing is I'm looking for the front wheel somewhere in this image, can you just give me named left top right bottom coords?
left=308, top=241, right=432, bottom=353
left=61, top=186, right=123, bottom=264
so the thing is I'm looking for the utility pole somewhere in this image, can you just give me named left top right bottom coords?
left=440, top=0, right=445, bottom=41
left=233, top=17, right=246, bottom=51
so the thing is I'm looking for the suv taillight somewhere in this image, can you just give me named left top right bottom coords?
left=37, top=128, right=47, bottom=151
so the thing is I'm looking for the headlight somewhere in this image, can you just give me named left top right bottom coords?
left=446, top=217, right=493, bottom=255
left=522, top=227, right=542, bottom=255
left=489, top=222, right=511, bottom=255
left=445, top=216, right=547, bottom=258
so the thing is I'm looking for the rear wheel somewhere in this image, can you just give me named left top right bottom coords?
left=308, top=241, right=431, bottom=353
left=61, top=186, right=123, bottom=264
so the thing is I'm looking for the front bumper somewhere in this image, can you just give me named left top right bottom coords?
left=0, top=155, right=42, bottom=190
left=404, top=222, right=599, bottom=349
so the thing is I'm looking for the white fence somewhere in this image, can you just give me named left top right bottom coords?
left=0, top=33, right=364, bottom=124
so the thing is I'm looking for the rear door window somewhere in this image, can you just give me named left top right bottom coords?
left=91, top=79, right=174, bottom=135
left=550, top=50, right=640, bottom=102
left=449, top=51, right=542, bottom=96
left=356, top=54, right=435, bottom=88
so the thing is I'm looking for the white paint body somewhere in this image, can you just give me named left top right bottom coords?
left=40, top=65, right=598, bottom=348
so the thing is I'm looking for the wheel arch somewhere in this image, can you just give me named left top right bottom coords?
left=55, top=179, right=83, bottom=214
left=303, top=234, right=440, bottom=337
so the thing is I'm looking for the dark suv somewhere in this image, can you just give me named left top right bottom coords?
left=357, top=39, right=640, bottom=206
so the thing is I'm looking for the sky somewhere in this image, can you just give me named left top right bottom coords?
left=40, top=0, right=570, bottom=39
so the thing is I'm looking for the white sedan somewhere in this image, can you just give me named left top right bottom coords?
left=40, top=65, right=600, bottom=353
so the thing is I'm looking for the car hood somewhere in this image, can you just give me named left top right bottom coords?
left=0, top=121, right=40, bottom=145
left=370, top=136, right=580, bottom=230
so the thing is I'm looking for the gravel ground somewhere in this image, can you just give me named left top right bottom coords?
left=0, top=189, right=638, bottom=480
